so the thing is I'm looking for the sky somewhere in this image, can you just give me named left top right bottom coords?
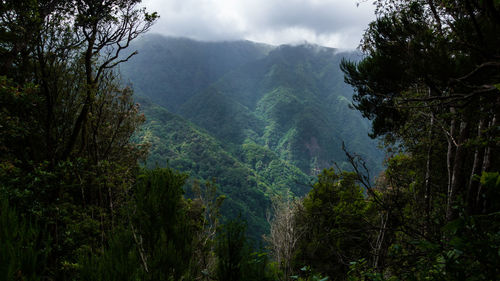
left=141, top=0, right=376, bottom=49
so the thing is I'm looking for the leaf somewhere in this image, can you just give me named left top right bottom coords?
left=442, top=218, right=463, bottom=235
left=480, top=172, right=500, bottom=188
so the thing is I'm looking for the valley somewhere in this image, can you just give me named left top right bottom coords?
left=121, top=35, right=384, bottom=238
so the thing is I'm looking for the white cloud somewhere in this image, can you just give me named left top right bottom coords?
left=142, top=0, right=375, bottom=49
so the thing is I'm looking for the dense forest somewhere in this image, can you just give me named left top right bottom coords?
left=119, top=36, right=383, bottom=240
left=1, top=0, right=499, bottom=281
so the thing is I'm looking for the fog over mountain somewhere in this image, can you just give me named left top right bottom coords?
left=142, top=0, right=375, bottom=49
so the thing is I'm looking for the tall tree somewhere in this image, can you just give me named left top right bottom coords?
left=264, top=195, right=303, bottom=280
left=341, top=0, right=500, bottom=279
left=63, top=0, right=157, bottom=159
left=342, top=0, right=500, bottom=221
left=292, top=169, right=375, bottom=279
left=0, top=0, right=157, bottom=278
left=0, top=0, right=157, bottom=162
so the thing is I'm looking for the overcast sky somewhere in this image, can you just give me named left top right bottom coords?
left=142, top=0, right=376, bottom=49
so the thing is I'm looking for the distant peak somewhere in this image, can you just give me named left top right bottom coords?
left=274, top=42, right=337, bottom=56
left=140, top=33, right=275, bottom=48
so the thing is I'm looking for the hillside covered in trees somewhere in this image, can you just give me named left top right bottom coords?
left=121, top=35, right=383, bottom=176
left=1, top=0, right=499, bottom=280
left=119, top=35, right=384, bottom=239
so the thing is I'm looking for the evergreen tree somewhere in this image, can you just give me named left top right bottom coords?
left=0, top=199, right=51, bottom=281
left=341, top=0, right=500, bottom=279
left=131, top=168, right=195, bottom=280
left=292, top=169, right=375, bottom=280
left=216, top=219, right=248, bottom=281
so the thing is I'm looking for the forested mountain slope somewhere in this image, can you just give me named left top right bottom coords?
left=178, top=44, right=380, bottom=174
left=121, top=35, right=384, bottom=238
left=120, top=35, right=273, bottom=111
left=122, top=35, right=383, bottom=176
left=134, top=97, right=311, bottom=239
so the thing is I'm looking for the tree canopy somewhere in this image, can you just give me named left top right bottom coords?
left=337, top=0, right=500, bottom=279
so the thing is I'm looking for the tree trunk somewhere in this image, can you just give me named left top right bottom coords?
left=424, top=111, right=434, bottom=231
left=476, top=110, right=498, bottom=212
left=467, top=116, right=485, bottom=214
left=446, top=108, right=457, bottom=218
left=62, top=26, right=97, bottom=159
left=447, top=119, right=469, bottom=221
left=372, top=211, right=388, bottom=269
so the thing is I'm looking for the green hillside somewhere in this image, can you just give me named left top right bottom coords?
left=135, top=97, right=311, bottom=239
left=177, top=43, right=383, bottom=175
left=119, top=35, right=273, bottom=112
left=122, top=35, right=384, bottom=238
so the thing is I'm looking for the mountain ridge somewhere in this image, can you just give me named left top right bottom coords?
left=121, top=34, right=383, bottom=238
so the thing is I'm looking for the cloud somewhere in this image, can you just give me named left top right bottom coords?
left=142, top=0, right=375, bottom=49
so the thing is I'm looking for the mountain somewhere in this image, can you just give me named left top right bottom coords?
left=121, top=34, right=383, bottom=238
left=178, top=44, right=380, bottom=173
left=134, top=97, right=311, bottom=240
left=120, top=35, right=273, bottom=112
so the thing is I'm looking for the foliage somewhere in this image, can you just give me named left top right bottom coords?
left=184, top=179, right=224, bottom=279
left=78, top=227, right=141, bottom=281
left=77, top=168, right=209, bottom=280
left=0, top=199, right=50, bottom=281
left=290, top=266, right=329, bottom=281
left=123, top=35, right=384, bottom=178
left=340, top=0, right=500, bottom=280
left=135, top=97, right=311, bottom=240
left=216, top=218, right=274, bottom=281
left=0, top=76, right=41, bottom=165
left=0, top=0, right=156, bottom=279
left=130, top=168, right=194, bottom=280
left=264, top=195, right=303, bottom=280
left=292, top=169, right=375, bottom=279
left=216, top=219, right=248, bottom=281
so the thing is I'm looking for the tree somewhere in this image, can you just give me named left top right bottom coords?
left=264, top=194, right=303, bottom=280
left=131, top=168, right=194, bottom=280
left=77, top=168, right=206, bottom=280
left=187, top=179, right=225, bottom=280
left=292, top=169, right=375, bottom=279
left=341, top=0, right=500, bottom=220
left=63, top=0, right=157, bottom=159
left=216, top=218, right=248, bottom=281
left=0, top=0, right=157, bottom=162
left=0, top=0, right=157, bottom=278
left=341, top=0, right=500, bottom=279
left=216, top=217, right=273, bottom=281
